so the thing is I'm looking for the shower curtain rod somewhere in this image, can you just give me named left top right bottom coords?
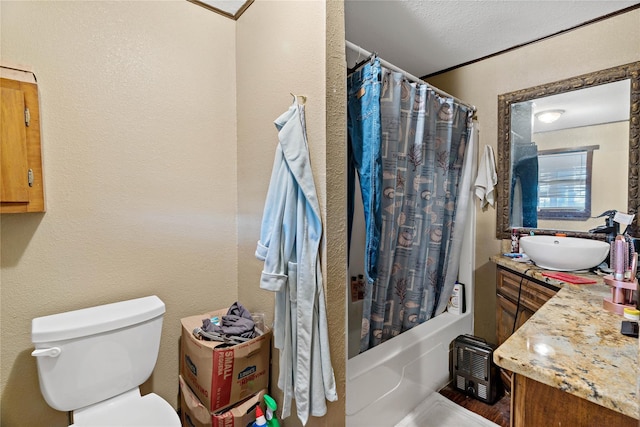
left=345, top=40, right=477, bottom=113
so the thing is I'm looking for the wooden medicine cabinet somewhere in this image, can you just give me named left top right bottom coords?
left=1, top=69, right=45, bottom=213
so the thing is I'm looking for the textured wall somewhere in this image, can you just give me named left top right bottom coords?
left=236, top=1, right=346, bottom=425
left=324, top=0, right=348, bottom=424
left=427, top=9, right=640, bottom=343
left=0, top=2, right=237, bottom=426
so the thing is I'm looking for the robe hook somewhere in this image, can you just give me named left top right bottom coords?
left=290, top=93, right=306, bottom=105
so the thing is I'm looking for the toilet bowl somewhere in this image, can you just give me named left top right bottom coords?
left=31, top=295, right=181, bottom=426
left=71, top=389, right=178, bottom=426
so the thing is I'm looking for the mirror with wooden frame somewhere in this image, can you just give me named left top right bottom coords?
left=496, top=62, right=640, bottom=240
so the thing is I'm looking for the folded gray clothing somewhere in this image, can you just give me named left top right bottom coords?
left=202, top=302, right=256, bottom=339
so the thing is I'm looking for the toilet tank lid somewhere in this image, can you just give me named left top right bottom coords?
left=32, top=295, right=165, bottom=343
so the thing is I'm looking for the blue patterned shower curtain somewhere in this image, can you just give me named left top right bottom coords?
left=352, top=67, right=474, bottom=353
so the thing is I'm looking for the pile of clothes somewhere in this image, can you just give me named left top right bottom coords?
left=192, top=302, right=261, bottom=345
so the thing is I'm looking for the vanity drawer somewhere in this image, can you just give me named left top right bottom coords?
left=497, top=267, right=558, bottom=313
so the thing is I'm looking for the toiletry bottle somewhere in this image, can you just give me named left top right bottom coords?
left=357, top=274, right=365, bottom=300
left=350, top=276, right=358, bottom=302
left=623, top=307, right=640, bottom=321
left=447, top=283, right=465, bottom=315
left=511, top=229, right=519, bottom=253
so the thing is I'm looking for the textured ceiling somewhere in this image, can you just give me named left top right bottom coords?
left=345, top=0, right=640, bottom=77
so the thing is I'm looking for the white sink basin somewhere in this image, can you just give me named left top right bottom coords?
left=519, top=235, right=610, bottom=271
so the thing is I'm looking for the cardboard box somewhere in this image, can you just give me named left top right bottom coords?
left=180, top=309, right=271, bottom=412
left=180, top=375, right=267, bottom=427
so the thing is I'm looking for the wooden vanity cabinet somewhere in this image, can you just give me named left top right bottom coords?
left=496, top=294, right=532, bottom=347
left=495, top=266, right=559, bottom=391
left=496, top=266, right=558, bottom=345
left=1, top=75, right=45, bottom=213
left=512, top=374, right=636, bottom=426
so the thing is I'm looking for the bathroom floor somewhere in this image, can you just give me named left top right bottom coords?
left=438, top=384, right=511, bottom=427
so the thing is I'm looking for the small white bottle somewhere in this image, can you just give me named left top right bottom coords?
left=447, top=283, right=465, bottom=315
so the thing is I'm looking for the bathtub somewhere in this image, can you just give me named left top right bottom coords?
left=345, top=281, right=474, bottom=426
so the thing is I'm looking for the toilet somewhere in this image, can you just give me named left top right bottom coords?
left=31, top=295, right=181, bottom=426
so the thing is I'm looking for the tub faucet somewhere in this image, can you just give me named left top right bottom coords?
left=589, top=210, right=619, bottom=243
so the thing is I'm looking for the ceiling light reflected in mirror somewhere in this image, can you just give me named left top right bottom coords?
left=535, top=109, right=565, bottom=124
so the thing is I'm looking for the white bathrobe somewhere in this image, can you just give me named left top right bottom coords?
left=255, top=100, right=338, bottom=425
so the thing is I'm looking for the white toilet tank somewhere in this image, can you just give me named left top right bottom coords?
left=32, top=295, right=166, bottom=412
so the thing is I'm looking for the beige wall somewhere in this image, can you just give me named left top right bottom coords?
left=428, top=9, right=640, bottom=343
left=1, top=1, right=344, bottom=426
left=236, top=1, right=346, bottom=426
left=0, top=2, right=238, bottom=426
left=5, top=1, right=636, bottom=425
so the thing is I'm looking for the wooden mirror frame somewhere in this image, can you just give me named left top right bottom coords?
left=496, top=61, right=640, bottom=240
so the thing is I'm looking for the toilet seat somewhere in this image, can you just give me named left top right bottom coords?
left=70, top=388, right=181, bottom=426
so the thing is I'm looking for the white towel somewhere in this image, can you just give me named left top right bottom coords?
left=474, top=145, right=497, bottom=208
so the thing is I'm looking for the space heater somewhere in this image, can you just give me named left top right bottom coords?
left=452, top=334, right=500, bottom=404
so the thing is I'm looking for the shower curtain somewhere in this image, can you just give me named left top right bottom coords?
left=348, top=63, right=475, bottom=353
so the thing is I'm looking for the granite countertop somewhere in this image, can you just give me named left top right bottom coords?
left=491, top=255, right=639, bottom=419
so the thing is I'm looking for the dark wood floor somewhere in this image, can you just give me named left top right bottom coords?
left=438, top=383, right=511, bottom=427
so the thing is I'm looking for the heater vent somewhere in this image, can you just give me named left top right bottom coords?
left=478, top=383, right=488, bottom=400
left=457, top=347, right=469, bottom=372
left=471, top=353, right=487, bottom=380
left=456, top=347, right=487, bottom=379
left=456, top=374, right=465, bottom=390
